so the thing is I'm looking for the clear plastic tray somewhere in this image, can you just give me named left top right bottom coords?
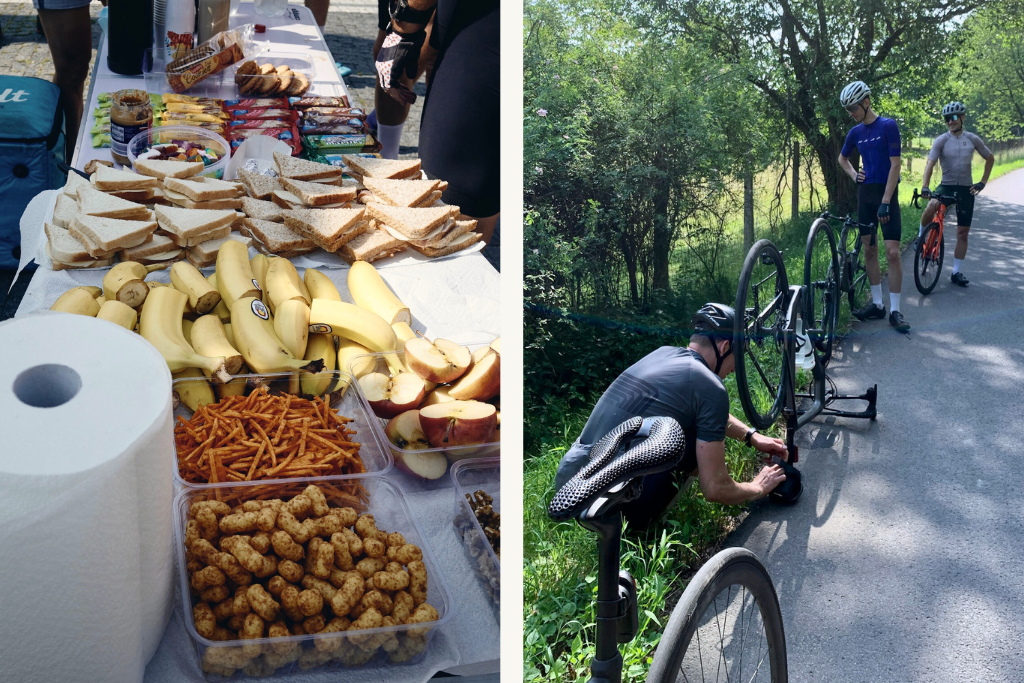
left=129, top=125, right=230, bottom=179
left=173, top=477, right=454, bottom=680
left=171, top=371, right=392, bottom=491
left=451, top=458, right=500, bottom=607
left=345, top=346, right=500, bottom=490
left=225, top=51, right=314, bottom=98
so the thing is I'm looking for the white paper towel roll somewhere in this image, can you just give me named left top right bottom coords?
left=0, top=313, right=175, bottom=683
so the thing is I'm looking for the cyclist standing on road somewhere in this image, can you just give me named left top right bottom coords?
left=553, top=304, right=790, bottom=528
left=919, top=102, right=994, bottom=287
left=837, top=81, right=910, bottom=333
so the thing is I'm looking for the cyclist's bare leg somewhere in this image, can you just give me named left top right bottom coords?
left=921, top=198, right=940, bottom=226
left=862, top=234, right=882, bottom=285
left=884, top=240, right=902, bottom=293
left=955, top=224, right=969, bottom=260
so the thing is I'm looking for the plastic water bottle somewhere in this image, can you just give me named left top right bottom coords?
left=254, top=0, right=287, bottom=17
left=794, top=318, right=816, bottom=370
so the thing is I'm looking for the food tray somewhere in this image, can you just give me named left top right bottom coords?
left=226, top=51, right=314, bottom=98
left=172, top=477, right=455, bottom=680
left=451, top=458, right=500, bottom=607
left=346, top=345, right=500, bottom=490
left=171, top=371, right=392, bottom=491
left=128, top=125, right=230, bottom=179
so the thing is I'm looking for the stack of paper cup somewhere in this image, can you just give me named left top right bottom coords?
left=153, top=0, right=167, bottom=59
left=0, top=313, right=175, bottom=683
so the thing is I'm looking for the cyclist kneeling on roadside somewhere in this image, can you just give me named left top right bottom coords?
left=919, top=101, right=994, bottom=287
left=553, top=303, right=790, bottom=528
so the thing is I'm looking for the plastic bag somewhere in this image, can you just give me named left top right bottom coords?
left=165, top=24, right=255, bottom=93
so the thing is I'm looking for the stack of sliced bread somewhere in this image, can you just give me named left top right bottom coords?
left=154, top=205, right=243, bottom=266
left=91, top=165, right=159, bottom=202
left=365, top=203, right=479, bottom=258
left=281, top=207, right=368, bottom=252
left=163, top=176, right=245, bottom=210
left=341, top=155, right=422, bottom=182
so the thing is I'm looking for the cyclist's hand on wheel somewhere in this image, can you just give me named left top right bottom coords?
left=753, top=434, right=788, bottom=462
left=753, top=464, right=786, bottom=499
left=971, top=182, right=986, bottom=195
left=877, top=202, right=890, bottom=224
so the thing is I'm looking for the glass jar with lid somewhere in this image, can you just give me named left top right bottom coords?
left=110, top=89, right=153, bottom=166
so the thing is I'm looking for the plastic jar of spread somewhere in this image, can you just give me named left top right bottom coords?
left=110, top=89, right=153, bottom=165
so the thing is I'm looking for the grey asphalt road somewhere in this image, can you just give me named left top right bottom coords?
left=729, top=167, right=1024, bottom=682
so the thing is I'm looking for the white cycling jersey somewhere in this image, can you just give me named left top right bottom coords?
left=928, top=130, right=992, bottom=186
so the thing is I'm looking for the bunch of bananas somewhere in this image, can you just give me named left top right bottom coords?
left=49, top=251, right=419, bottom=412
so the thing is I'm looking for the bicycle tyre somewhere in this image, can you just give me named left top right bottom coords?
left=734, top=239, right=788, bottom=430
left=803, top=219, right=839, bottom=366
left=648, top=547, right=788, bottom=683
left=843, top=229, right=870, bottom=312
left=914, top=222, right=944, bottom=295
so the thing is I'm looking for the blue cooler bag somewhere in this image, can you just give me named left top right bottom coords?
left=0, top=76, right=65, bottom=270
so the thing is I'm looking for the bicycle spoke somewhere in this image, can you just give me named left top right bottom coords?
left=746, top=349, right=777, bottom=397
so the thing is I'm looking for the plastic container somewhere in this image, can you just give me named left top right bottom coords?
left=171, top=371, right=392, bottom=490
left=451, top=458, right=500, bottom=606
left=226, top=51, right=314, bottom=98
left=173, top=477, right=455, bottom=679
left=128, top=124, right=230, bottom=179
left=346, top=345, right=500, bottom=489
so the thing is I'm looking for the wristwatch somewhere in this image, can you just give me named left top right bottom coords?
left=390, top=0, right=434, bottom=26
left=744, top=428, right=758, bottom=446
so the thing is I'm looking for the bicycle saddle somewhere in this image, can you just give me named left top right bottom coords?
left=548, top=416, right=685, bottom=522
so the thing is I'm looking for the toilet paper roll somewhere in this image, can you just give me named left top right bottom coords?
left=0, top=313, right=175, bottom=683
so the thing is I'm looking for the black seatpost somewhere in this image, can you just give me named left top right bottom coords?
left=580, top=510, right=625, bottom=683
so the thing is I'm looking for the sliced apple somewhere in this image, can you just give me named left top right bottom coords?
left=385, top=410, right=449, bottom=479
left=422, top=386, right=456, bottom=407
left=419, top=400, right=497, bottom=448
left=385, top=409, right=431, bottom=449
left=358, top=372, right=426, bottom=418
left=471, top=345, right=492, bottom=365
left=395, top=449, right=449, bottom=479
left=489, top=337, right=500, bottom=355
left=404, top=337, right=471, bottom=384
left=448, top=351, right=500, bottom=401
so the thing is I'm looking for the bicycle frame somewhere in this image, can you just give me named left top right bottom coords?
left=912, top=189, right=957, bottom=260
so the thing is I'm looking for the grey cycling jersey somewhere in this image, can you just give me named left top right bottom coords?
left=928, top=130, right=992, bottom=186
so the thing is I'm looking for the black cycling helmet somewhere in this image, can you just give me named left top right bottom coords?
left=691, top=303, right=736, bottom=374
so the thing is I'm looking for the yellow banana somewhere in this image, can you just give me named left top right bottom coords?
left=95, top=295, right=107, bottom=306
left=215, top=240, right=260, bottom=309
left=265, top=257, right=308, bottom=315
left=139, top=286, right=231, bottom=382
left=172, top=367, right=217, bottom=412
left=273, top=299, right=310, bottom=359
left=103, top=261, right=164, bottom=308
left=303, top=267, right=342, bottom=302
left=181, top=318, right=194, bottom=343
left=222, top=322, right=236, bottom=348
left=301, top=333, right=337, bottom=397
left=191, top=314, right=245, bottom=375
left=81, top=286, right=103, bottom=298
left=50, top=287, right=100, bottom=316
left=308, top=299, right=403, bottom=374
left=230, top=297, right=324, bottom=374
left=336, top=338, right=375, bottom=394
left=391, top=321, right=416, bottom=349
left=206, top=273, right=232, bottom=323
left=348, top=261, right=411, bottom=325
left=249, top=254, right=270, bottom=302
left=96, top=299, right=137, bottom=330
left=171, top=261, right=222, bottom=314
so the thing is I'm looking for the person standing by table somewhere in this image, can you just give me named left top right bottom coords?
left=34, top=0, right=97, bottom=161
left=376, top=0, right=500, bottom=245
left=305, top=0, right=328, bottom=28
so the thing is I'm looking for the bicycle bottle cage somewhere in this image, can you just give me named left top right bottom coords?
left=547, top=416, right=685, bottom=522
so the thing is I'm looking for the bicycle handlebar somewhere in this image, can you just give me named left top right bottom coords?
left=912, top=187, right=958, bottom=209
left=818, top=211, right=873, bottom=230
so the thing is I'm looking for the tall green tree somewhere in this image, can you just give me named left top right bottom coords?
left=956, top=3, right=1024, bottom=139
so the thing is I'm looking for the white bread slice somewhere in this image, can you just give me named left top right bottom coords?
left=52, top=193, right=78, bottom=229
left=361, top=177, right=439, bottom=207
left=46, top=242, right=115, bottom=270
left=414, top=190, right=444, bottom=207
left=63, top=171, right=91, bottom=199
left=134, top=158, right=205, bottom=179
left=341, top=155, right=421, bottom=180
left=66, top=219, right=125, bottom=258
left=312, top=173, right=346, bottom=186
left=238, top=168, right=284, bottom=200
left=281, top=177, right=357, bottom=206
left=409, top=219, right=476, bottom=249
left=189, top=233, right=253, bottom=262
left=163, top=224, right=232, bottom=248
left=69, top=214, right=158, bottom=252
left=107, top=187, right=157, bottom=202
left=45, top=222, right=93, bottom=263
left=77, top=186, right=151, bottom=220
left=163, top=187, right=242, bottom=210
left=155, top=205, right=238, bottom=243
left=271, top=190, right=304, bottom=211
left=409, top=231, right=482, bottom=258
left=273, top=151, right=342, bottom=181
left=92, top=164, right=158, bottom=191
left=164, top=176, right=243, bottom=201
left=241, top=197, right=284, bottom=222
left=242, top=218, right=315, bottom=253
left=120, top=234, right=178, bottom=260
left=282, top=207, right=368, bottom=251
left=138, top=248, right=185, bottom=266
left=366, top=204, right=454, bottom=240
left=339, top=226, right=407, bottom=264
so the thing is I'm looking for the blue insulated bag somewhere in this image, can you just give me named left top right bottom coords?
left=0, top=76, right=66, bottom=270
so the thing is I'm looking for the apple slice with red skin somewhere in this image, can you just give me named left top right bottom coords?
left=448, top=350, right=500, bottom=401
left=404, top=337, right=471, bottom=384
left=419, top=400, right=497, bottom=448
left=386, top=410, right=449, bottom=479
left=422, top=385, right=456, bottom=407
left=358, top=372, right=427, bottom=418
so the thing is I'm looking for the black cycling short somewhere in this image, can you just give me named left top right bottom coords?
left=934, top=184, right=976, bottom=228
left=857, top=182, right=902, bottom=243
left=418, top=1, right=500, bottom=217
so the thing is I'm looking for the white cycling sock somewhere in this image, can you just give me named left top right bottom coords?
left=871, top=284, right=883, bottom=307
left=890, top=292, right=900, bottom=313
left=953, top=258, right=963, bottom=275
left=376, top=123, right=404, bottom=160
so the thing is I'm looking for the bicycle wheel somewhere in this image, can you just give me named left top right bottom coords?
left=914, top=222, right=944, bottom=295
left=647, top=547, right=788, bottom=683
left=842, top=228, right=870, bottom=312
left=803, top=219, right=839, bottom=366
left=734, top=239, right=788, bottom=430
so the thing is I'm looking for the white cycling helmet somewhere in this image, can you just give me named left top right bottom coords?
left=942, top=101, right=966, bottom=116
left=840, top=81, right=871, bottom=108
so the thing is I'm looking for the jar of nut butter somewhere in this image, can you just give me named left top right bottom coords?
left=110, top=89, right=153, bottom=166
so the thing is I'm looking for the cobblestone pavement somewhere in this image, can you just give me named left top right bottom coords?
left=0, top=0, right=423, bottom=154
